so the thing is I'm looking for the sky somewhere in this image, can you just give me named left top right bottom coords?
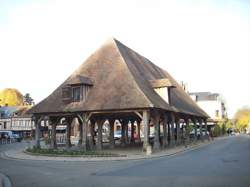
left=0, top=0, right=249, bottom=118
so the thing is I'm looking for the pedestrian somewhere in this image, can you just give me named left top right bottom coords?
left=210, top=129, right=214, bottom=141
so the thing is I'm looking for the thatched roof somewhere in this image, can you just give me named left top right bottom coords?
left=28, top=38, right=209, bottom=118
left=66, top=75, right=93, bottom=86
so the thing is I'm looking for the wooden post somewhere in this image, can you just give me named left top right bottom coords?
left=167, top=122, right=171, bottom=146
left=96, top=119, right=104, bottom=150
left=89, top=120, right=95, bottom=149
left=143, top=110, right=150, bottom=152
left=204, top=118, right=209, bottom=141
left=170, top=113, right=176, bottom=146
left=120, top=119, right=128, bottom=147
left=137, top=120, right=141, bottom=142
left=130, top=120, right=135, bottom=144
left=66, top=118, right=72, bottom=150
left=109, top=119, right=115, bottom=148
left=176, top=118, right=180, bottom=145
left=50, top=120, right=57, bottom=149
left=198, top=118, right=203, bottom=141
left=78, top=119, right=83, bottom=146
left=192, top=118, right=198, bottom=141
left=34, top=116, right=42, bottom=149
left=153, top=111, right=160, bottom=151
left=125, top=122, right=129, bottom=144
left=77, top=114, right=89, bottom=150
left=163, top=113, right=168, bottom=148
left=184, top=118, right=190, bottom=145
left=81, top=114, right=88, bottom=150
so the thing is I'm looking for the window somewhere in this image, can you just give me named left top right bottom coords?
left=62, top=84, right=91, bottom=103
left=154, top=87, right=169, bottom=104
left=72, top=85, right=90, bottom=102
left=72, top=86, right=82, bottom=102
left=4, top=122, right=6, bottom=129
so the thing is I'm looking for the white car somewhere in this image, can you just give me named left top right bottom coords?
left=114, top=130, right=122, bottom=140
left=190, top=129, right=209, bottom=136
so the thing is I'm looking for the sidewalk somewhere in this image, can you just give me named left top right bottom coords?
left=2, top=138, right=219, bottom=162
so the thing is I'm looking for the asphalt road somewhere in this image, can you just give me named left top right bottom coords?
left=0, top=135, right=250, bottom=187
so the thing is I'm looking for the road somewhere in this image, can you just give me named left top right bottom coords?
left=0, top=135, right=250, bottom=187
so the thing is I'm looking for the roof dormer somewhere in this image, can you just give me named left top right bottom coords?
left=62, top=75, right=93, bottom=104
left=150, top=78, right=176, bottom=105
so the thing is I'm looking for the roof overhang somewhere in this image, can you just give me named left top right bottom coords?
left=150, top=78, right=176, bottom=88
left=67, top=75, right=93, bottom=86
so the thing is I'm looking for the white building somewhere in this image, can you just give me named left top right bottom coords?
left=189, top=92, right=227, bottom=122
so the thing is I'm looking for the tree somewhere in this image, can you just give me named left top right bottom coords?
left=217, top=121, right=226, bottom=135
left=213, top=125, right=221, bottom=137
left=225, top=119, right=233, bottom=130
left=23, top=93, right=34, bottom=105
left=234, top=107, right=250, bottom=133
left=0, top=88, right=24, bottom=106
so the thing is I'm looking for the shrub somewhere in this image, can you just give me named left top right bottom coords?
left=26, top=148, right=123, bottom=157
left=213, top=125, right=221, bottom=137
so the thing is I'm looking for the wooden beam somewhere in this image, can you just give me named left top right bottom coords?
left=134, top=111, right=143, bottom=120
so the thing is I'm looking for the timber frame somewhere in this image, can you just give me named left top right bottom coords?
left=29, top=38, right=210, bottom=153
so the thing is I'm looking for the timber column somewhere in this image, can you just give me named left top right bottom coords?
left=170, top=112, right=176, bottom=146
left=109, top=118, right=115, bottom=148
left=204, top=118, right=209, bottom=141
left=96, top=119, right=104, bottom=150
left=34, top=116, right=41, bottom=149
left=66, top=117, right=73, bottom=150
left=198, top=118, right=203, bottom=141
left=50, top=117, right=58, bottom=149
left=153, top=111, right=161, bottom=151
left=77, top=114, right=89, bottom=150
left=142, top=110, right=150, bottom=152
left=120, top=119, right=128, bottom=147
left=81, top=114, right=88, bottom=150
left=137, top=120, right=141, bottom=142
left=184, top=118, right=190, bottom=145
left=175, top=118, right=181, bottom=145
left=125, top=122, right=129, bottom=144
left=163, top=113, right=168, bottom=148
left=89, top=120, right=95, bottom=149
left=78, top=118, right=83, bottom=147
left=130, top=119, right=135, bottom=144
left=192, top=118, right=198, bottom=141
left=167, top=119, right=171, bottom=146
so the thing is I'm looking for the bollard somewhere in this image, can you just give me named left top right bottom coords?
left=146, top=145, right=152, bottom=155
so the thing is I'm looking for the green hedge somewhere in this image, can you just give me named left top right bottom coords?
left=26, top=148, right=123, bottom=157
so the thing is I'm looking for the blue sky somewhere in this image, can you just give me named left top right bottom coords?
left=0, top=0, right=249, bottom=117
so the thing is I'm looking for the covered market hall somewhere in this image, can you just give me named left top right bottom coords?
left=28, top=38, right=209, bottom=153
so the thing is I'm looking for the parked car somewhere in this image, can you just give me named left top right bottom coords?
left=231, top=131, right=236, bottom=136
left=190, top=129, right=209, bottom=137
left=0, top=131, right=22, bottom=142
left=0, top=130, right=13, bottom=139
left=114, top=130, right=122, bottom=140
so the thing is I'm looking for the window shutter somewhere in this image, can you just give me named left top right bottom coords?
left=62, top=86, right=72, bottom=104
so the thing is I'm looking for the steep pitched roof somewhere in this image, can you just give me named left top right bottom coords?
left=29, top=38, right=209, bottom=118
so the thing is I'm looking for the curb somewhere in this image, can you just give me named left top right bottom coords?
left=2, top=139, right=214, bottom=162
left=0, top=173, right=12, bottom=187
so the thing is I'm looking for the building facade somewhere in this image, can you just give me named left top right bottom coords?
left=0, top=106, right=35, bottom=137
left=189, top=92, right=227, bottom=123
